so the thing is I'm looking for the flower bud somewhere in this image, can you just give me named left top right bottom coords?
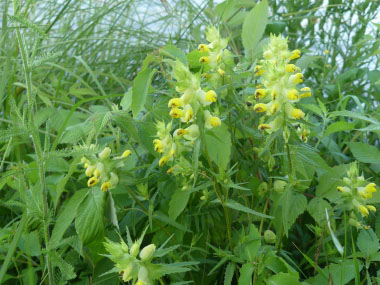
left=274, top=180, right=287, bottom=193
left=122, top=263, right=134, bottom=282
left=137, top=266, right=150, bottom=283
left=139, top=244, right=156, bottom=261
left=130, top=243, right=140, bottom=257
left=264, top=230, right=276, bottom=244
left=99, top=147, right=111, bottom=159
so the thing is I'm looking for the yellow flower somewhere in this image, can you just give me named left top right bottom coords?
left=84, top=163, right=89, bottom=169
left=258, top=124, right=271, bottom=131
left=289, top=49, right=301, bottom=60
left=167, top=167, right=174, bottom=174
left=254, top=103, right=268, bottom=113
left=289, top=73, right=304, bottom=84
left=285, top=64, right=296, bottom=73
left=210, top=116, right=221, bottom=127
left=255, top=89, right=267, bottom=99
left=85, top=164, right=96, bottom=177
left=367, top=205, right=376, bottom=212
left=324, top=49, right=329, bottom=55
left=202, top=73, right=211, bottom=79
left=183, top=107, right=194, bottom=123
left=175, top=128, right=188, bottom=136
left=337, top=186, right=351, bottom=193
left=359, top=205, right=369, bottom=217
left=300, top=87, right=311, bottom=98
left=93, top=169, right=101, bottom=178
left=159, top=156, right=169, bottom=167
left=200, top=56, right=210, bottom=63
left=287, top=89, right=299, bottom=100
left=205, top=90, right=217, bottom=102
left=170, top=108, right=184, bottom=118
left=270, top=102, right=278, bottom=114
left=254, top=65, right=265, bottom=76
left=271, top=90, right=278, bottom=100
left=153, top=139, right=164, bottom=153
left=99, top=147, right=111, bottom=159
left=198, top=44, right=209, bottom=53
left=88, top=176, right=99, bottom=187
left=121, top=150, right=131, bottom=158
left=365, top=183, right=377, bottom=194
left=291, top=108, right=305, bottom=119
left=101, top=181, right=112, bottom=192
left=218, top=68, right=225, bottom=77
left=168, top=98, right=183, bottom=108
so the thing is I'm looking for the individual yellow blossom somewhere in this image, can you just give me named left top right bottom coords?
left=183, top=106, right=194, bottom=123
left=365, top=183, right=376, bottom=194
left=210, top=116, right=221, bottom=127
left=218, top=68, right=225, bottom=76
left=88, top=176, right=99, bottom=187
left=153, top=139, right=164, bottom=153
left=291, top=108, right=305, bottom=119
left=301, top=129, right=307, bottom=142
left=287, top=89, right=299, bottom=100
left=285, top=64, right=297, bottom=73
left=359, top=205, right=369, bottom=217
left=205, top=90, right=217, bottom=102
left=85, top=165, right=96, bottom=177
left=255, top=89, right=267, bottom=99
left=167, top=167, right=174, bottom=174
left=175, top=128, right=188, bottom=136
left=101, top=181, right=112, bottom=192
left=289, top=73, right=304, bottom=84
left=198, top=44, right=210, bottom=53
left=270, top=102, right=279, bottom=114
left=159, top=156, right=169, bottom=167
left=290, top=49, right=301, bottom=60
left=324, top=50, right=329, bottom=55
left=93, top=169, right=101, bottom=178
left=367, top=205, right=376, bottom=212
left=300, top=87, right=311, bottom=98
left=200, top=56, right=210, bottom=63
left=337, top=186, right=351, bottom=193
left=254, top=103, right=268, bottom=113
left=84, top=163, right=89, bottom=169
left=258, top=124, right=271, bottom=131
left=216, top=54, right=222, bottom=62
left=170, top=108, right=184, bottom=118
left=168, top=98, right=183, bottom=108
left=202, top=73, right=211, bottom=79
left=254, top=65, right=265, bottom=76
left=121, top=150, right=131, bottom=158
left=271, top=90, right=278, bottom=100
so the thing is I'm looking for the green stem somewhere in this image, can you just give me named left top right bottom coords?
left=286, top=143, right=293, bottom=175
left=14, top=7, right=54, bottom=283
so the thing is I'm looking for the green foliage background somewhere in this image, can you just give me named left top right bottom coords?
left=0, top=0, right=380, bottom=284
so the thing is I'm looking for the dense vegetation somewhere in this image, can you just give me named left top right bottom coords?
left=1, top=0, right=380, bottom=284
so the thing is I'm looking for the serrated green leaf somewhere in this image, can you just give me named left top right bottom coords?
left=281, top=190, right=307, bottom=235
left=160, top=45, right=187, bottom=65
left=204, top=124, right=231, bottom=170
left=75, top=189, right=106, bottom=244
left=238, top=263, right=254, bottom=285
left=242, top=0, right=268, bottom=52
left=267, top=272, right=301, bottom=285
left=357, top=229, right=379, bottom=259
left=324, top=121, right=355, bottom=136
left=224, top=262, right=235, bottom=285
left=132, top=68, right=155, bottom=117
left=212, top=199, right=273, bottom=219
left=347, top=142, right=380, bottom=164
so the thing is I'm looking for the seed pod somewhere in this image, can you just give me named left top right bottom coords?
left=264, top=230, right=276, bottom=244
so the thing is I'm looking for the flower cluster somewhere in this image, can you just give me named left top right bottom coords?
left=81, top=146, right=131, bottom=191
left=104, top=237, right=156, bottom=284
left=198, top=26, right=232, bottom=82
left=337, top=162, right=377, bottom=228
left=252, top=35, right=311, bottom=136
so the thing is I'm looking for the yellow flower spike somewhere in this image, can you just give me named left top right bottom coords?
left=218, top=68, right=225, bottom=77
left=289, top=73, right=304, bottom=84
left=290, top=49, right=301, bottom=60
left=270, top=102, right=279, bottom=114
left=168, top=98, right=183, bottom=108
left=287, top=89, right=299, bottom=100
left=170, top=108, right=184, bottom=118
left=198, top=44, right=210, bottom=53
left=88, top=176, right=99, bottom=187
left=210, top=116, right=222, bottom=127
left=285, top=64, right=297, bottom=73
left=253, top=103, right=268, bottom=113
left=101, top=181, right=112, bottom=192
left=365, top=183, right=377, bottom=193
left=359, top=205, right=369, bottom=217
left=255, top=89, right=267, bottom=99
left=200, top=56, right=210, bottom=64
left=300, top=87, right=312, bottom=98
left=291, top=108, right=305, bottom=119
left=367, top=205, right=376, bottom=212
left=258, top=124, right=271, bottom=131
left=205, top=90, right=217, bottom=103
left=121, top=150, right=131, bottom=158
left=159, top=156, right=169, bottom=167
left=254, top=65, right=265, bottom=76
